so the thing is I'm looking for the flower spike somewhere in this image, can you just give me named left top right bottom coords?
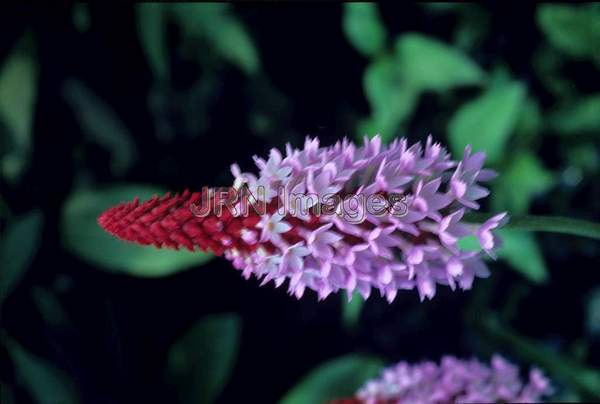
left=332, top=355, right=552, bottom=403
left=98, top=135, right=507, bottom=302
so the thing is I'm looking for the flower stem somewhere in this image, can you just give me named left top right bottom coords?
left=464, top=212, right=600, bottom=240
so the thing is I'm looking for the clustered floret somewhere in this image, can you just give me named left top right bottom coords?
left=352, top=355, right=552, bottom=403
left=226, top=135, right=507, bottom=301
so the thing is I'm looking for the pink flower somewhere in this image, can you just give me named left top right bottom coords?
left=98, top=135, right=507, bottom=302
left=352, top=355, right=552, bottom=403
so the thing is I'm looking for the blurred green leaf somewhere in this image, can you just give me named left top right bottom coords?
left=452, top=5, right=489, bottom=51
left=6, top=338, right=80, bottom=404
left=342, top=3, right=386, bottom=57
left=457, top=234, right=481, bottom=252
left=547, top=95, right=600, bottom=135
left=280, top=354, right=383, bottom=404
left=394, top=33, right=485, bottom=92
left=566, top=145, right=598, bottom=173
left=361, top=56, right=419, bottom=142
left=62, top=80, right=137, bottom=176
left=61, top=185, right=213, bottom=277
left=475, top=313, right=600, bottom=401
left=72, top=3, right=90, bottom=33
left=136, top=3, right=169, bottom=81
left=514, top=97, right=542, bottom=146
left=448, top=81, right=526, bottom=164
left=532, top=45, right=576, bottom=98
left=492, top=152, right=554, bottom=214
left=32, top=287, right=70, bottom=328
left=497, top=229, right=548, bottom=283
left=586, top=287, right=600, bottom=338
left=167, top=313, right=241, bottom=404
left=0, top=33, right=37, bottom=183
left=0, top=210, right=43, bottom=308
left=421, top=3, right=463, bottom=13
left=342, top=292, right=363, bottom=330
left=537, top=4, right=600, bottom=61
left=0, top=381, right=16, bottom=404
left=171, top=4, right=260, bottom=75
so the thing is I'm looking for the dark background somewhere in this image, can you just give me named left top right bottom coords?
left=1, top=3, right=599, bottom=403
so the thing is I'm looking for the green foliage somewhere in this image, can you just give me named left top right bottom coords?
left=361, top=56, right=419, bottom=141
left=586, top=287, right=600, bottom=338
left=61, top=185, right=213, bottom=277
left=6, top=338, right=80, bottom=404
left=172, top=4, right=259, bottom=75
left=280, top=354, right=383, bottom=404
left=357, top=32, right=485, bottom=142
left=513, top=97, right=542, bottom=146
left=167, top=313, right=241, bottom=404
left=136, top=4, right=169, bottom=81
left=547, top=95, right=600, bottom=135
left=394, top=33, right=485, bottom=92
left=32, top=287, right=71, bottom=328
left=342, top=292, right=364, bottom=330
left=72, top=3, right=90, bottom=33
left=342, top=3, right=386, bottom=57
left=492, top=152, right=555, bottom=215
left=136, top=4, right=260, bottom=78
left=448, top=81, right=526, bottom=164
left=497, top=229, right=548, bottom=284
left=0, top=381, right=16, bottom=404
left=0, top=32, right=37, bottom=183
left=457, top=234, right=481, bottom=252
left=537, top=4, right=600, bottom=62
left=476, top=313, right=600, bottom=401
left=63, top=80, right=138, bottom=176
left=0, top=210, right=43, bottom=308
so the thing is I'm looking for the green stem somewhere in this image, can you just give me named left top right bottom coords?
left=464, top=212, right=600, bottom=241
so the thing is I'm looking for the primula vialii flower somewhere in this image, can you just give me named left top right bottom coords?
left=332, top=355, right=552, bottom=404
left=98, top=135, right=507, bottom=302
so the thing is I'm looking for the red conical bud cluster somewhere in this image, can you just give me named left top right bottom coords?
left=97, top=189, right=261, bottom=256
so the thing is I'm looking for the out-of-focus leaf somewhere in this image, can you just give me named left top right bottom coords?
left=136, top=3, right=169, bottom=81
left=421, top=3, right=463, bottom=13
left=6, top=338, right=80, bottom=404
left=361, top=56, right=419, bottom=142
left=170, top=4, right=259, bottom=75
left=586, top=287, right=600, bottom=338
left=0, top=381, right=16, bottom=404
left=547, top=95, right=600, bottom=135
left=514, top=97, right=542, bottom=146
left=453, top=5, right=489, bottom=51
left=536, top=4, right=600, bottom=61
left=566, top=145, right=598, bottom=174
left=61, top=185, right=213, bottom=277
left=342, top=292, right=364, bottom=329
left=458, top=234, right=481, bottom=252
left=448, top=81, right=526, bottom=164
left=342, top=3, right=386, bottom=57
left=497, top=229, right=548, bottom=284
left=0, top=210, right=43, bottom=307
left=0, top=33, right=37, bottom=183
left=475, top=313, right=600, bottom=401
left=280, top=354, right=383, bottom=404
left=532, top=45, right=576, bottom=98
left=32, top=287, right=70, bottom=328
left=167, top=313, right=241, bottom=404
left=72, top=3, right=90, bottom=32
left=62, top=80, right=137, bottom=176
left=394, top=33, right=485, bottom=92
left=492, top=152, right=554, bottom=214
